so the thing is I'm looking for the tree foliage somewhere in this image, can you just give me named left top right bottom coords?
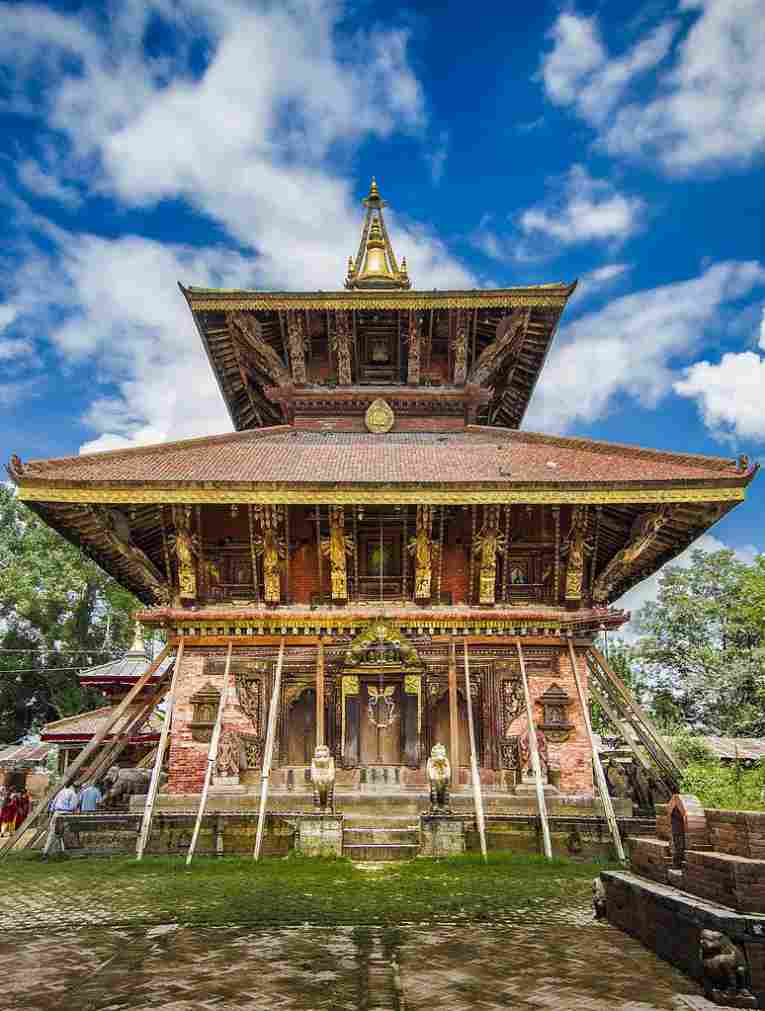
left=0, top=485, right=139, bottom=743
left=624, top=548, right=765, bottom=736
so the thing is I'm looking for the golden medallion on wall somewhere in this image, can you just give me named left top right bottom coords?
left=365, top=398, right=395, bottom=434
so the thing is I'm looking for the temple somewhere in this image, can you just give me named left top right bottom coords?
left=8, top=179, right=757, bottom=813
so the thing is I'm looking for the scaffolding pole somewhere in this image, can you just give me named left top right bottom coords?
left=567, top=636, right=625, bottom=862
left=463, top=641, right=487, bottom=862
left=186, top=642, right=233, bottom=866
left=254, top=639, right=285, bottom=861
left=515, top=639, right=552, bottom=860
left=136, top=639, right=185, bottom=860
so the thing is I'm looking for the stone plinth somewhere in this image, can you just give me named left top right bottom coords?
left=295, top=814, right=343, bottom=858
left=420, top=814, right=466, bottom=857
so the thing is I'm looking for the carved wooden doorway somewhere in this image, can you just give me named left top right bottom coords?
left=359, top=679, right=403, bottom=765
left=285, top=688, right=316, bottom=765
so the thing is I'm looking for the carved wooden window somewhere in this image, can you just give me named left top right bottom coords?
left=189, top=682, right=221, bottom=742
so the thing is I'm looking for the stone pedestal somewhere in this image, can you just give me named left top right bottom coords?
left=295, top=815, right=343, bottom=858
left=420, top=815, right=466, bottom=858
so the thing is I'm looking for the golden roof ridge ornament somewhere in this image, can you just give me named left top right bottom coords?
left=345, top=177, right=411, bottom=290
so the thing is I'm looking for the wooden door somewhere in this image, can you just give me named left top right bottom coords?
left=359, top=681, right=403, bottom=765
left=286, top=689, right=316, bottom=765
left=432, top=693, right=471, bottom=769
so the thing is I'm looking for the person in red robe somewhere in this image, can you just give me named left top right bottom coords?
left=0, top=790, right=18, bottom=837
left=15, top=788, right=30, bottom=831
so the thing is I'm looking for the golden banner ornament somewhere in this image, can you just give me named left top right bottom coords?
left=365, top=398, right=395, bottom=433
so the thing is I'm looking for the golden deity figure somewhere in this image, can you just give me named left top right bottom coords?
left=321, top=506, right=354, bottom=601
left=562, top=506, right=593, bottom=602
left=170, top=505, right=199, bottom=602
left=408, top=504, right=434, bottom=599
left=254, top=505, right=286, bottom=604
left=473, top=505, right=506, bottom=605
left=592, top=506, right=671, bottom=604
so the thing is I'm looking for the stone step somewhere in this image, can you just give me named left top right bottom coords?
left=343, top=827, right=418, bottom=845
left=343, top=842, right=419, bottom=861
left=343, top=815, right=418, bottom=828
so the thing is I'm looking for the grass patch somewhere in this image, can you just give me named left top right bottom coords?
left=2, top=851, right=611, bottom=928
left=680, top=761, right=765, bottom=811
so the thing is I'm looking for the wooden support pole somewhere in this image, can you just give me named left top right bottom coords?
left=567, top=636, right=625, bottom=862
left=589, top=681, right=653, bottom=774
left=448, top=640, right=459, bottom=787
left=85, top=684, right=165, bottom=787
left=186, top=642, right=233, bottom=866
left=316, top=640, right=325, bottom=747
left=515, top=639, right=552, bottom=860
left=136, top=639, right=185, bottom=860
left=464, top=641, right=487, bottom=862
left=254, top=638, right=285, bottom=861
left=0, top=644, right=173, bottom=859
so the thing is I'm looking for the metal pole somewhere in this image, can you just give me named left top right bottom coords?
left=186, top=642, right=233, bottom=866
left=464, top=641, right=487, bottom=862
left=515, top=639, right=552, bottom=860
left=254, top=639, right=286, bottom=860
left=0, top=644, right=173, bottom=858
left=137, top=639, right=185, bottom=860
left=567, top=636, right=625, bottom=861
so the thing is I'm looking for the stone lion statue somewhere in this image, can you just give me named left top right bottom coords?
left=427, top=743, right=451, bottom=813
left=699, top=929, right=750, bottom=998
left=310, top=744, right=335, bottom=812
left=592, top=878, right=607, bottom=919
left=102, top=766, right=153, bottom=806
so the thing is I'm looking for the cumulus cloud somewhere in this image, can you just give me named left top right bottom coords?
left=540, top=2, right=765, bottom=175
left=519, top=165, right=643, bottom=246
left=17, top=159, right=81, bottom=208
left=573, top=263, right=632, bottom=303
left=674, top=307, right=765, bottom=442
left=525, top=261, right=765, bottom=432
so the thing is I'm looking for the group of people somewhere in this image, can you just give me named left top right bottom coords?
left=0, top=785, right=31, bottom=837
left=50, top=781, right=103, bottom=815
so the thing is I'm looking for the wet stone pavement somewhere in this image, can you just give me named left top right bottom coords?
left=3, top=902, right=703, bottom=1011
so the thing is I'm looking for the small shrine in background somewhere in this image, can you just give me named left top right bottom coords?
left=9, top=179, right=757, bottom=805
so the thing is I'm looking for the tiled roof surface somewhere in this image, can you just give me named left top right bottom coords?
left=41, top=705, right=162, bottom=740
left=78, top=651, right=172, bottom=682
left=19, top=426, right=745, bottom=486
left=700, top=736, right=765, bottom=761
left=0, top=743, right=53, bottom=768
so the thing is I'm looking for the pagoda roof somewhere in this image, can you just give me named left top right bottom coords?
left=13, top=425, right=754, bottom=499
left=181, top=282, right=576, bottom=433
left=77, top=648, right=173, bottom=695
left=40, top=704, right=162, bottom=744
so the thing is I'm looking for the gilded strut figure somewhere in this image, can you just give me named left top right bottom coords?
left=563, top=506, right=593, bottom=602
left=170, top=506, right=199, bottom=603
left=408, top=504, right=435, bottom=600
left=321, top=506, right=354, bottom=601
left=473, top=505, right=506, bottom=605
left=254, top=506, right=286, bottom=604
left=592, top=507, right=670, bottom=604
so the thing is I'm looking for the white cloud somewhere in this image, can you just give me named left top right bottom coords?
left=540, top=2, right=765, bottom=175
left=616, top=534, right=759, bottom=640
left=525, top=261, right=765, bottom=432
left=0, top=305, right=19, bottom=331
left=519, top=165, right=643, bottom=246
left=17, top=159, right=81, bottom=208
left=573, top=263, right=632, bottom=303
left=674, top=308, right=765, bottom=442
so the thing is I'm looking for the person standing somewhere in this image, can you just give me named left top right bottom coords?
left=77, top=782, right=102, bottom=813
left=15, top=787, right=31, bottom=831
left=52, top=784, right=78, bottom=814
left=1, top=790, right=18, bottom=837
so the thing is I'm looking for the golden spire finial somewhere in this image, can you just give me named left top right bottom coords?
left=345, top=178, right=411, bottom=290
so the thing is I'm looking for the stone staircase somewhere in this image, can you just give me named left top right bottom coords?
left=342, top=815, right=419, bottom=861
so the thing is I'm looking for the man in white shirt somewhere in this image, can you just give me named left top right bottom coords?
left=52, top=784, right=77, bottom=813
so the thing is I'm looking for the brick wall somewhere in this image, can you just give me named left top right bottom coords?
left=630, top=836, right=670, bottom=883
left=682, top=849, right=765, bottom=913
left=706, top=809, right=765, bottom=859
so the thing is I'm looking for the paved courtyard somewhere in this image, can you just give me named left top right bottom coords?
left=3, top=901, right=702, bottom=1010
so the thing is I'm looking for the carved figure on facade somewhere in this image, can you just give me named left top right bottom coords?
left=562, top=506, right=593, bottom=602
left=216, top=729, right=247, bottom=778
left=518, top=726, right=549, bottom=779
left=321, top=506, right=354, bottom=601
left=427, top=743, right=452, bottom=813
left=407, top=504, right=436, bottom=600
left=330, top=310, right=353, bottom=385
left=168, top=505, right=200, bottom=603
left=90, top=506, right=170, bottom=603
left=501, top=678, right=523, bottom=734
left=345, top=621, right=421, bottom=668
left=592, top=506, right=671, bottom=604
left=467, top=308, right=527, bottom=386
left=453, top=309, right=468, bottom=384
left=310, top=744, right=336, bottom=812
left=285, top=310, right=307, bottom=385
left=407, top=310, right=421, bottom=385
left=473, top=505, right=506, bottom=605
left=235, top=670, right=263, bottom=734
left=699, top=929, right=752, bottom=1002
left=254, top=505, right=285, bottom=604
left=227, top=311, right=291, bottom=387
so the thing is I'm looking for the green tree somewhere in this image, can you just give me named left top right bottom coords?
left=0, top=485, right=140, bottom=743
left=630, top=548, right=765, bottom=736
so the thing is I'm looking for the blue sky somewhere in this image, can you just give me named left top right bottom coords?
left=1, top=0, right=764, bottom=614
